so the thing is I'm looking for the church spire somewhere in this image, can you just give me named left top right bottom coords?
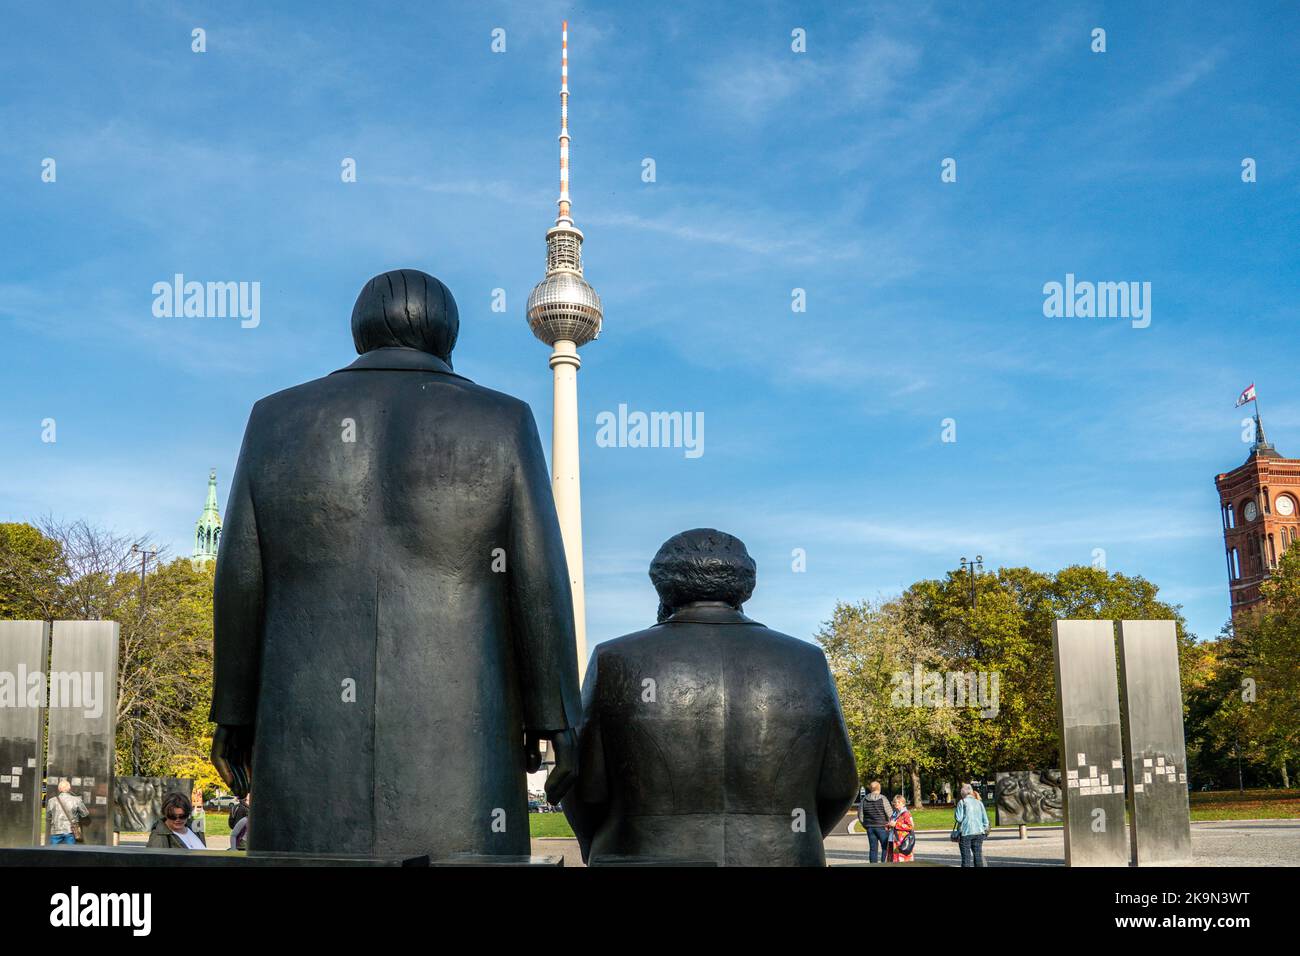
left=193, top=468, right=222, bottom=565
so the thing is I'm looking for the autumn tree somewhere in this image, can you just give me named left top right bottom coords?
left=1195, top=548, right=1300, bottom=789
left=0, top=522, right=65, bottom=619
left=816, top=596, right=958, bottom=806
left=0, top=517, right=217, bottom=789
left=819, top=562, right=1192, bottom=799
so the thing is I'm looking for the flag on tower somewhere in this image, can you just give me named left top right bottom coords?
left=1235, top=384, right=1257, bottom=407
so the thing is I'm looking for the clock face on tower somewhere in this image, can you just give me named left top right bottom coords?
left=1244, top=501, right=1259, bottom=522
left=1277, top=495, right=1296, bottom=517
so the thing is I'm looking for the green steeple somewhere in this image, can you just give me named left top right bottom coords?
left=193, top=469, right=222, bottom=565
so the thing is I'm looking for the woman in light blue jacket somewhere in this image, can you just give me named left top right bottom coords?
left=953, top=783, right=989, bottom=867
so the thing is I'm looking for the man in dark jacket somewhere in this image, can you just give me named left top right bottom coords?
left=563, top=529, right=858, bottom=866
left=858, top=780, right=892, bottom=862
left=209, top=269, right=581, bottom=860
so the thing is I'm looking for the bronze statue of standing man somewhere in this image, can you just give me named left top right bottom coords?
left=210, top=269, right=581, bottom=860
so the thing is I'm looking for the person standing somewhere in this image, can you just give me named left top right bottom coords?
left=189, top=787, right=206, bottom=839
left=228, top=793, right=250, bottom=851
left=954, top=782, right=989, bottom=867
left=46, top=779, right=88, bottom=845
left=229, top=792, right=251, bottom=851
left=886, top=795, right=915, bottom=862
left=858, top=780, right=892, bottom=863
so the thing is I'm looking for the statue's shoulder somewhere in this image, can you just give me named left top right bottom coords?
left=733, top=624, right=833, bottom=676
left=454, top=382, right=535, bottom=420
left=248, top=373, right=535, bottom=425
left=589, top=627, right=664, bottom=668
left=248, top=373, right=342, bottom=414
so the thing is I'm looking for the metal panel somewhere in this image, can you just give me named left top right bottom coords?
left=1118, top=619, right=1193, bottom=865
left=44, top=621, right=119, bottom=845
left=0, top=622, right=49, bottom=846
left=1052, top=619, right=1130, bottom=867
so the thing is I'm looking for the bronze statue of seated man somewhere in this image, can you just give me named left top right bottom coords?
left=563, top=529, right=858, bottom=866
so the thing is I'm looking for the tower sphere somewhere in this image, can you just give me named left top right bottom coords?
left=526, top=266, right=603, bottom=347
left=525, top=18, right=603, bottom=350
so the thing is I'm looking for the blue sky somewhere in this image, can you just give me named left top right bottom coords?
left=2, top=1, right=1297, bottom=646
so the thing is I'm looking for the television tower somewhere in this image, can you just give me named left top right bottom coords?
left=526, top=20, right=603, bottom=680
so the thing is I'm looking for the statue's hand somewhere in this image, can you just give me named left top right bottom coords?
left=524, top=731, right=544, bottom=774
left=211, top=724, right=253, bottom=797
left=544, top=729, right=578, bottom=806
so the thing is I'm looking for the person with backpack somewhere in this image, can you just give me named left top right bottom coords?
left=229, top=792, right=251, bottom=850
left=886, top=794, right=916, bottom=862
left=46, top=779, right=88, bottom=845
left=953, top=782, right=990, bottom=867
left=228, top=793, right=250, bottom=850
left=858, top=780, right=892, bottom=863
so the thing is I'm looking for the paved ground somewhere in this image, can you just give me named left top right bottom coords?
left=532, top=819, right=1300, bottom=866
left=120, top=821, right=1299, bottom=866
left=824, top=819, right=1300, bottom=867
left=534, top=838, right=585, bottom=866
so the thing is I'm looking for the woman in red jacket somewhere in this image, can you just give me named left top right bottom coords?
left=886, top=795, right=916, bottom=862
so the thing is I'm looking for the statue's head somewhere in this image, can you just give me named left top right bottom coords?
left=649, top=528, right=756, bottom=622
left=351, top=269, right=459, bottom=365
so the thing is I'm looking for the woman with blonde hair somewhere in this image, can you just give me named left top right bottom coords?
left=885, top=795, right=916, bottom=862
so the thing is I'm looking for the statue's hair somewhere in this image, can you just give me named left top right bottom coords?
left=649, top=528, right=756, bottom=622
left=351, top=269, right=459, bottom=363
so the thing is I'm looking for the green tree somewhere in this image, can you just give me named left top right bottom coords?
left=816, top=597, right=957, bottom=805
left=0, top=522, right=65, bottom=619
left=1218, top=549, right=1300, bottom=788
left=0, top=517, right=217, bottom=784
left=113, top=557, right=215, bottom=784
left=819, top=562, right=1192, bottom=796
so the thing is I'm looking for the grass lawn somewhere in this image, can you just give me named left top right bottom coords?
left=199, top=813, right=232, bottom=837
left=530, top=813, right=575, bottom=838
left=1189, top=788, right=1300, bottom=821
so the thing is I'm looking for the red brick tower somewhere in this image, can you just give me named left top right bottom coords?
left=1215, top=415, right=1300, bottom=616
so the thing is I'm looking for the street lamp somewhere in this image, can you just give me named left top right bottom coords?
left=959, top=555, right=983, bottom=610
left=130, top=544, right=158, bottom=588
left=128, top=544, right=158, bottom=776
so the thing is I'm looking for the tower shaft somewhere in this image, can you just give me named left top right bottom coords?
left=550, top=341, right=587, bottom=676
